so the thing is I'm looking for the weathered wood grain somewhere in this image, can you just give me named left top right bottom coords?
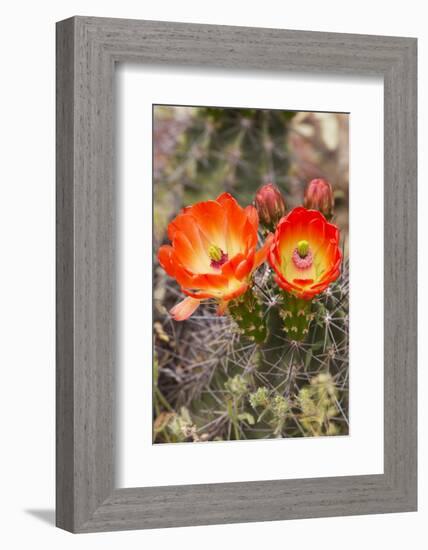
left=56, top=16, right=417, bottom=533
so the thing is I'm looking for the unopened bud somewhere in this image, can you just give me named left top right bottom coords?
left=304, top=178, right=334, bottom=219
left=254, top=183, right=287, bottom=230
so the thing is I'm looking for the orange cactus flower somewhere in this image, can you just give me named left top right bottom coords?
left=268, top=207, right=342, bottom=300
left=158, top=192, right=273, bottom=320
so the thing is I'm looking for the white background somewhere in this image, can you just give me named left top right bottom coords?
left=118, top=67, right=384, bottom=487
left=0, top=1, right=425, bottom=549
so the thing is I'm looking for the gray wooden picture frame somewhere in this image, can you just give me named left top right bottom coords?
left=56, top=16, right=417, bottom=533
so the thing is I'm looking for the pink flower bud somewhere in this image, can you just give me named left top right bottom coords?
left=255, top=183, right=287, bottom=230
left=304, top=178, right=334, bottom=218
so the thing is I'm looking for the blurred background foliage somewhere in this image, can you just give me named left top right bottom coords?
left=154, top=105, right=348, bottom=249
left=153, top=104, right=349, bottom=443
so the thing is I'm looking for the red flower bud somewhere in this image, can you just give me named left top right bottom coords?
left=255, top=183, right=287, bottom=230
left=304, top=178, right=334, bottom=219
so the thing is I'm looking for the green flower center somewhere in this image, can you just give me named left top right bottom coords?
left=208, top=244, right=223, bottom=262
left=297, top=240, right=309, bottom=258
left=209, top=244, right=228, bottom=269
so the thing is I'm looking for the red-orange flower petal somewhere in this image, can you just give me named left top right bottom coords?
left=254, top=233, right=273, bottom=268
left=244, top=204, right=259, bottom=232
left=158, top=245, right=175, bottom=276
left=170, top=297, right=201, bottom=321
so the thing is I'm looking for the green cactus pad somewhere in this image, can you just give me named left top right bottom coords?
left=228, top=287, right=268, bottom=344
left=279, top=293, right=314, bottom=341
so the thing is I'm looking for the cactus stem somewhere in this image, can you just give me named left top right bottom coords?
left=228, top=287, right=268, bottom=344
left=279, top=292, right=314, bottom=341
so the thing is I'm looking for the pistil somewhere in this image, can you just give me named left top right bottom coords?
left=209, top=244, right=228, bottom=269
left=297, top=240, right=309, bottom=258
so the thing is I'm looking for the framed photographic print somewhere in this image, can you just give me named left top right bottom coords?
left=56, top=17, right=417, bottom=532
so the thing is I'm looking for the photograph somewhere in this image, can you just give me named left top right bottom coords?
left=153, top=104, right=349, bottom=443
